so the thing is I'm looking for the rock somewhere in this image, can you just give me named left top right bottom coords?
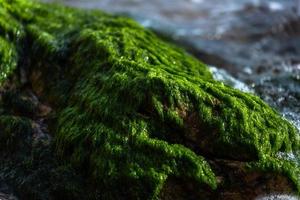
left=0, top=192, right=18, bottom=200
left=0, top=0, right=299, bottom=199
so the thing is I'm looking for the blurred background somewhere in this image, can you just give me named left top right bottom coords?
left=43, top=0, right=300, bottom=131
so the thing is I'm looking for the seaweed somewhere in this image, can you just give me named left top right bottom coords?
left=0, top=0, right=299, bottom=199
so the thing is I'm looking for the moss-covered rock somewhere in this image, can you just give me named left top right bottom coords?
left=0, top=115, right=32, bottom=151
left=0, top=0, right=299, bottom=199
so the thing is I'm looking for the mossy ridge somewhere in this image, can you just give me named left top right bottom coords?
left=0, top=37, right=17, bottom=84
left=0, top=0, right=27, bottom=85
left=0, top=0, right=299, bottom=198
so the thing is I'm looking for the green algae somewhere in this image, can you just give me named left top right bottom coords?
left=0, top=0, right=26, bottom=84
left=0, top=0, right=299, bottom=198
left=0, top=115, right=32, bottom=151
left=0, top=37, right=17, bottom=83
left=249, top=155, right=300, bottom=192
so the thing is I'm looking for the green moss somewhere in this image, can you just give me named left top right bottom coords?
left=249, top=154, right=300, bottom=191
left=0, top=115, right=32, bottom=151
left=0, top=0, right=299, bottom=198
left=0, top=36, right=17, bottom=83
left=0, top=0, right=26, bottom=85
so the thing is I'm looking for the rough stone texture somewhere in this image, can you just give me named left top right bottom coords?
left=0, top=192, right=17, bottom=200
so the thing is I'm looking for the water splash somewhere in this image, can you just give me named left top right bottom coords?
left=283, top=111, right=300, bottom=132
left=256, top=194, right=300, bottom=200
left=209, top=66, right=253, bottom=93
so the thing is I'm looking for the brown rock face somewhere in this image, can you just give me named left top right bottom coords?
left=161, top=159, right=297, bottom=200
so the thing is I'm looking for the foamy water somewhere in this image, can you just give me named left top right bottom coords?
left=256, top=194, right=299, bottom=200
left=210, top=66, right=253, bottom=93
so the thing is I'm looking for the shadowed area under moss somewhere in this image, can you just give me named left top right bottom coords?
left=0, top=0, right=299, bottom=199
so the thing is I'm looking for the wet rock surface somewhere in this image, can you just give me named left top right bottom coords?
left=0, top=192, right=17, bottom=200
left=161, top=159, right=297, bottom=200
left=1, top=79, right=298, bottom=200
left=41, top=1, right=300, bottom=199
left=0, top=0, right=299, bottom=199
left=0, top=78, right=85, bottom=199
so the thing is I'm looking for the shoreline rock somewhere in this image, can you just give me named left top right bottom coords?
left=0, top=0, right=299, bottom=199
